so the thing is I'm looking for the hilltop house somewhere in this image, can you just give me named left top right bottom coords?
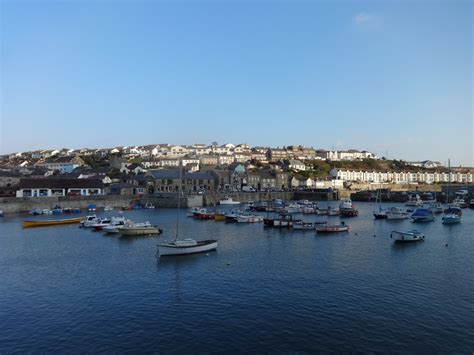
left=36, top=156, right=85, bottom=173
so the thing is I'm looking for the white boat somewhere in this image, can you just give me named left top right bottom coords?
left=158, top=239, right=218, bottom=256
left=104, top=205, right=114, bottom=211
left=157, top=164, right=217, bottom=257
left=118, top=221, right=161, bottom=236
left=339, top=199, right=353, bottom=210
left=442, top=214, right=461, bottom=224
left=103, top=218, right=129, bottom=233
left=302, top=206, right=316, bottom=214
left=80, top=214, right=98, bottom=227
left=90, top=218, right=112, bottom=230
left=292, top=221, right=315, bottom=230
left=285, top=203, right=302, bottom=214
left=236, top=213, right=263, bottom=223
left=452, top=197, right=467, bottom=208
left=327, top=207, right=340, bottom=216
left=428, top=203, right=443, bottom=214
left=219, top=196, right=240, bottom=205
left=316, top=222, right=349, bottom=233
left=391, top=230, right=425, bottom=243
left=385, top=207, right=409, bottom=220
left=145, top=202, right=155, bottom=209
left=406, top=194, right=423, bottom=207
left=42, top=209, right=53, bottom=215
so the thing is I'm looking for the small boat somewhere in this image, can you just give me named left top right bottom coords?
left=237, top=213, right=263, bottom=223
left=264, top=213, right=301, bottom=228
left=452, top=197, right=467, bottom=208
left=29, top=208, right=42, bottom=215
left=411, top=208, right=434, bottom=222
left=285, top=203, right=302, bottom=214
left=219, top=196, right=240, bottom=205
left=158, top=239, right=218, bottom=256
left=42, top=209, right=53, bottom=215
left=88, top=204, right=97, bottom=212
left=80, top=215, right=98, bottom=227
left=327, top=207, right=340, bottom=216
left=254, top=202, right=268, bottom=212
left=193, top=208, right=215, bottom=220
left=104, top=205, right=114, bottom=211
left=442, top=213, right=461, bottom=224
left=391, top=230, right=425, bottom=243
left=428, top=203, right=443, bottom=214
left=118, top=222, right=161, bottom=236
left=405, top=194, right=423, bottom=207
left=339, top=199, right=359, bottom=217
left=386, top=207, right=409, bottom=220
left=469, top=199, right=474, bottom=209
left=52, top=207, right=62, bottom=215
left=144, top=202, right=155, bottom=209
left=340, top=209, right=359, bottom=217
left=23, top=217, right=82, bottom=228
left=373, top=208, right=387, bottom=219
left=62, top=207, right=72, bottom=214
left=187, top=207, right=200, bottom=217
left=443, top=205, right=462, bottom=216
left=214, top=212, right=226, bottom=221
left=90, top=218, right=113, bottom=231
left=72, top=208, right=82, bottom=214
left=316, top=208, right=329, bottom=215
left=292, top=221, right=315, bottom=230
left=315, top=222, right=349, bottom=233
left=302, top=206, right=316, bottom=214
left=225, top=211, right=240, bottom=223
left=103, top=218, right=130, bottom=233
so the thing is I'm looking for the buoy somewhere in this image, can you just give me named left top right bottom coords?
left=355, top=233, right=358, bottom=236
left=227, top=262, right=230, bottom=265
left=373, top=234, right=376, bottom=237
left=445, top=244, right=448, bottom=247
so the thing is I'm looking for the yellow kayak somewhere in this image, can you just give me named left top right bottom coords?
left=22, top=218, right=82, bottom=228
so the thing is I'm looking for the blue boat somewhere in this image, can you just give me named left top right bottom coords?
left=411, top=208, right=434, bottom=222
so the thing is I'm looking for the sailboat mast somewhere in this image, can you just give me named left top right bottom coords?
left=447, top=158, right=451, bottom=204
left=175, top=161, right=183, bottom=242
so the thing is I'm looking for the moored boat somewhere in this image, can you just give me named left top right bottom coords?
left=442, top=213, right=461, bottom=225
left=158, top=239, right=218, bottom=256
left=292, top=221, right=315, bottom=230
left=237, top=213, right=263, bottom=223
left=225, top=211, right=240, bottom=223
left=405, top=194, right=423, bottom=207
left=411, top=208, right=434, bottom=222
left=118, top=222, right=161, bottom=236
left=264, top=213, right=301, bottom=228
left=428, top=203, right=443, bottom=214
left=469, top=199, right=474, bottom=209
left=186, top=207, right=200, bottom=217
left=103, top=218, right=130, bottom=233
left=385, top=207, right=409, bottom=220
left=193, top=208, right=215, bottom=220
left=23, top=217, right=82, bottom=228
left=315, top=222, right=349, bottom=233
left=219, top=196, right=240, bottom=205
left=391, top=230, right=425, bottom=243
left=214, top=212, right=226, bottom=221
left=339, top=199, right=359, bottom=217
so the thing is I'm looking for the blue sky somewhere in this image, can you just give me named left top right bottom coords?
left=1, top=0, right=472, bottom=165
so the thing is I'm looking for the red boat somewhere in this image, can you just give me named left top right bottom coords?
left=193, top=208, right=215, bottom=220
left=340, top=209, right=359, bottom=217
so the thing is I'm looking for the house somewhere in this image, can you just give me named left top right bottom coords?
left=234, top=144, right=251, bottom=153
left=407, top=160, right=443, bottom=169
left=235, top=152, right=252, bottom=163
left=0, top=170, right=21, bottom=187
left=169, top=145, right=189, bottom=157
left=210, top=170, right=232, bottom=191
left=250, top=150, right=267, bottom=163
left=158, top=158, right=180, bottom=168
left=245, top=172, right=261, bottom=190
left=258, top=171, right=276, bottom=189
left=267, top=148, right=288, bottom=162
left=286, top=145, right=316, bottom=160
left=274, top=172, right=289, bottom=189
left=284, top=159, right=306, bottom=171
left=199, top=155, right=219, bottom=166
left=147, top=169, right=216, bottom=193
left=120, top=163, right=146, bottom=175
left=218, top=155, right=235, bottom=166
left=37, top=155, right=85, bottom=173
left=212, top=144, right=233, bottom=155
left=17, top=178, right=104, bottom=197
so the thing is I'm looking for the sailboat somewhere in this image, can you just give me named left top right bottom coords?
left=157, top=165, right=218, bottom=256
left=442, top=159, right=461, bottom=225
left=373, top=188, right=387, bottom=219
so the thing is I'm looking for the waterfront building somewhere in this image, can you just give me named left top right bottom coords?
left=16, top=178, right=104, bottom=197
left=147, top=169, right=216, bottom=193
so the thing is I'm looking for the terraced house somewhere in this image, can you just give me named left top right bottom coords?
left=147, top=169, right=216, bottom=193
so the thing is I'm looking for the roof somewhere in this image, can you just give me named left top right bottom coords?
left=0, top=170, right=21, bottom=177
left=19, top=178, right=104, bottom=189
left=149, top=169, right=213, bottom=180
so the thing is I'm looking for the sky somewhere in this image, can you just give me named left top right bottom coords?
left=1, top=0, right=472, bottom=166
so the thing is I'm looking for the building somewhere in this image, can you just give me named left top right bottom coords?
left=147, top=169, right=216, bottom=193
left=284, top=159, right=306, bottom=171
left=37, top=156, right=85, bottom=173
left=0, top=170, right=21, bottom=187
left=286, top=145, right=316, bottom=160
left=407, top=160, right=443, bottom=169
left=199, top=155, right=219, bottom=166
left=267, top=148, right=289, bottom=162
left=17, top=178, right=104, bottom=197
left=218, top=155, right=235, bottom=166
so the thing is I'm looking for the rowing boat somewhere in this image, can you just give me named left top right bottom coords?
left=22, top=218, right=82, bottom=228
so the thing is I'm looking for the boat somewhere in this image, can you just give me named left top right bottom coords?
left=103, top=218, right=130, bottom=233
left=62, top=207, right=72, bottom=214
left=327, top=207, right=340, bottom=216
left=187, top=207, right=200, bottom=217
left=391, top=230, right=425, bottom=243
left=469, top=199, right=474, bottom=209
left=157, top=164, right=217, bottom=257
left=254, top=202, right=268, bottom=212
left=285, top=203, right=302, bottom=214
left=315, top=222, right=349, bottom=233
left=90, top=218, right=113, bottom=231
left=385, top=207, right=409, bottom=220
left=52, top=207, right=62, bottom=215
left=87, top=204, right=97, bottom=212
left=264, top=213, right=301, bottom=228
left=119, top=221, right=161, bottom=236
left=193, top=208, right=215, bottom=220
left=214, top=212, right=226, bottom=221
left=72, top=208, right=81, bottom=213
left=236, top=213, right=263, bottom=223
left=23, top=217, right=82, bottom=228
left=42, top=209, right=53, bottom=215
left=427, top=202, right=443, bottom=214
left=225, top=211, right=240, bottom=223
left=373, top=189, right=387, bottom=219
left=406, top=194, right=423, bottom=207
left=339, top=199, right=359, bottom=217
left=29, top=208, right=42, bottom=215
left=0, top=209, right=3, bottom=217
left=442, top=214, right=461, bottom=224
left=411, top=208, right=434, bottom=222
left=104, top=205, right=114, bottom=211
left=219, top=196, right=240, bottom=205
left=302, top=206, right=316, bottom=214
left=80, top=215, right=98, bottom=227
left=144, top=202, right=155, bottom=209
left=292, top=221, right=315, bottom=230
left=452, top=197, right=467, bottom=208
left=316, top=208, right=329, bottom=215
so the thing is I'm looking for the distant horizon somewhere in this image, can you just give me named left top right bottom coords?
left=1, top=1, right=472, bottom=166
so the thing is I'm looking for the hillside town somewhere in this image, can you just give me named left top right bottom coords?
left=0, top=143, right=472, bottom=198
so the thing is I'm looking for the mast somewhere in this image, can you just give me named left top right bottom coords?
left=447, top=158, right=451, bottom=205
left=174, top=161, right=183, bottom=242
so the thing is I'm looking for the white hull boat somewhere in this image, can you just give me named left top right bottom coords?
left=119, top=222, right=161, bottom=236
left=219, top=196, right=240, bottom=205
left=386, top=207, right=409, bottom=220
left=292, top=222, right=315, bottom=230
left=428, top=203, right=443, bottom=214
left=442, top=214, right=461, bottom=224
left=391, top=230, right=425, bottom=243
left=186, top=207, right=200, bottom=217
left=158, top=239, right=218, bottom=256
left=237, top=214, right=263, bottom=223
left=315, top=223, right=349, bottom=233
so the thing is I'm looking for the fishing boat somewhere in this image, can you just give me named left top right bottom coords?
left=264, top=213, right=300, bottom=228
left=442, top=214, right=461, bottom=224
left=427, top=202, right=443, bottom=214
left=302, top=206, right=316, bottom=214
left=391, top=230, right=425, bottom=243
left=88, top=204, right=97, bottom=212
left=315, top=222, right=349, bottom=233
left=385, top=207, right=409, bottom=220
left=219, top=196, right=240, bottom=205
left=411, top=208, right=434, bottom=222
left=193, top=208, right=215, bottom=220
left=42, top=209, right=53, bottom=215
left=237, top=213, right=263, bottom=223
left=103, top=218, right=130, bottom=233
left=292, top=221, right=315, bottom=230
left=157, top=164, right=217, bottom=257
left=23, top=217, right=82, bottom=228
left=225, top=211, right=240, bottom=223
left=214, top=212, right=226, bottom=221
left=327, top=207, right=340, bottom=216
left=104, top=205, right=114, bottom=211
left=186, top=207, right=200, bottom=217
left=119, top=221, right=161, bottom=236
left=339, top=199, right=359, bottom=217
left=405, top=194, right=423, bottom=207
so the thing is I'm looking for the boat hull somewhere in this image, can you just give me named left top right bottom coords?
left=315, top=225, right=349, bottom=233
left=158, top=240, right=218, bottom=256
left=22, top=218, right=82, bottom=228
left=119, top=227, right=161, bottom=236
left=391, top=230, right=425, bottom=243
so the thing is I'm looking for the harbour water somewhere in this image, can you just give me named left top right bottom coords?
left=1, top=202, right=473, bottom=353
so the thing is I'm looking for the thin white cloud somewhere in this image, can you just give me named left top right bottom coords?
left=354, top=12, right=374, bottom=25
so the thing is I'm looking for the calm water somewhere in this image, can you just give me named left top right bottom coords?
left=1, top=202, right=473, bottom=353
